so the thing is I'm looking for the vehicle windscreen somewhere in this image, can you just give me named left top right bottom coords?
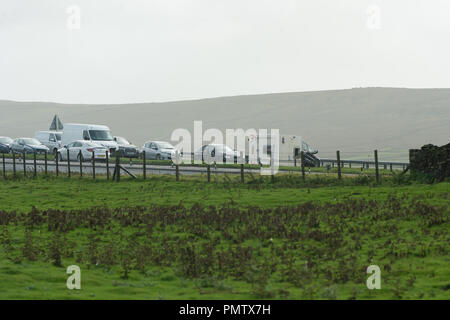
left=23, top=138, right=41, bottom=145
left=302, top=141, right=314, bottom=153
left=158, top=142, right=174, bottom=149
left=0, top=137, right=13, bottom=144
left=116, top=137, right=129, bottom=145
left=55, top=134, right=62, bottom=141
left=89, top=130, right=113, bottom=141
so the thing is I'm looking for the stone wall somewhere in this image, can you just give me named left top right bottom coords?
left=409, top=143, right=450, bottom=182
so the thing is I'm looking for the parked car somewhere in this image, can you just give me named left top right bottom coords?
left=142, top=141, right=179, bottom=160
left=57, top=140, right=109, bottom=161
left=61, top=123, right=118, bottom=154
left=113, top=136, right=140, bottom=158
left=0, top=136, right=13, bottom=153
left=194, top=144, right=241, bottom=164
left=10, top=138, right=49, bottom=155
left=35, top=131, right=62, bottom=156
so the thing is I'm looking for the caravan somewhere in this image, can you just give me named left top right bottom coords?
left=250, top=134, right=320, bottom=166
left=61, top=123, right=119, bottom=154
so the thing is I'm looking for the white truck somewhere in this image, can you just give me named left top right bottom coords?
left=61, top=123, right=119, bottom=154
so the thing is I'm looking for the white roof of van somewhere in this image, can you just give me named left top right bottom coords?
left=64, top=123, right=110, bottom=130
left=36, top=130, right=62, bottom=134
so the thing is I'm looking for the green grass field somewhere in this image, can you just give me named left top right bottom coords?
left=0, top=174, right=448, bottom=300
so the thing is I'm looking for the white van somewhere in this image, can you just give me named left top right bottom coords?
left=61, top=123, right=119, bottom=153
left=35, top=131, right=63, bottom=155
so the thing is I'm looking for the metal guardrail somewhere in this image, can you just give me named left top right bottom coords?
left=318, top=158, right=409, bottom=170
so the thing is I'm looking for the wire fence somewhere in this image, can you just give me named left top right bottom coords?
left=0, top=148, right=410, bottom=184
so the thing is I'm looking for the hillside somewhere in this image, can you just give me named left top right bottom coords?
left=1, top=88, right=449, bottom=161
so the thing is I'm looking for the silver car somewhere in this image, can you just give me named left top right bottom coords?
left=10, top=138, right=49, bottom=155
left=35, top=131, right=63, bottom=156
left=194, top=144, right=241, bottom=164
left=142, top=141, right=178, bottom=160
left=114, top=136, right=140, bottom=158
left=0, top=136, right=13, bottom=153
left=58, top=140, right=109, bottom=161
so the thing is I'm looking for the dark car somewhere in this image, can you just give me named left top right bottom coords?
left=113, top=136, right=140, bottom=158
left=0, top=136, right=13, bottom=153
left=10, top=138, right=49, bottom=155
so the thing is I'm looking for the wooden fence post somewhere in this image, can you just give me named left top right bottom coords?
left=55, top=151, right=59, bottom=177
left=92, top=151, right=96, bottom=180
left=270, top=152, right=275, bottom=183
left=12, top=152, right=16, bottom=178
left=374, top=150, right=379, bottom=183
left=23, top=150, right=26, bottom=177
left=33, top=151, right=37, bottom=178
left=294, top=149, right=297, bottom=167
left=44, top=151, right=48, bottom=175
left=336, top=150, right=342, bottom=180
left=142, top=151, right=146, bottom=180
left=67, top=149, right=71, bottom=178
left=79, top=150, right=83, bottom=178
left=301, top=151, right=306, bottom=182
left=106, top=151, right=110, bottom=180
left=116, top=154, right=120, bottom=182
left=2, top=153, right=5, bottom=179
left=174, top=150, right=180, bottom=181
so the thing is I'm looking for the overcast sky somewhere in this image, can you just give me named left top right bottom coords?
left=1, top=0, right=449, bottom=104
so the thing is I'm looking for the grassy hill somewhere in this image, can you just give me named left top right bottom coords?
left=1, top=87, right=449, bottom=161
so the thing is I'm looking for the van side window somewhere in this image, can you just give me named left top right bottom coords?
left=49, top=134, right=56, bottom=142
left=83, top=130, right=90, bottom=140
